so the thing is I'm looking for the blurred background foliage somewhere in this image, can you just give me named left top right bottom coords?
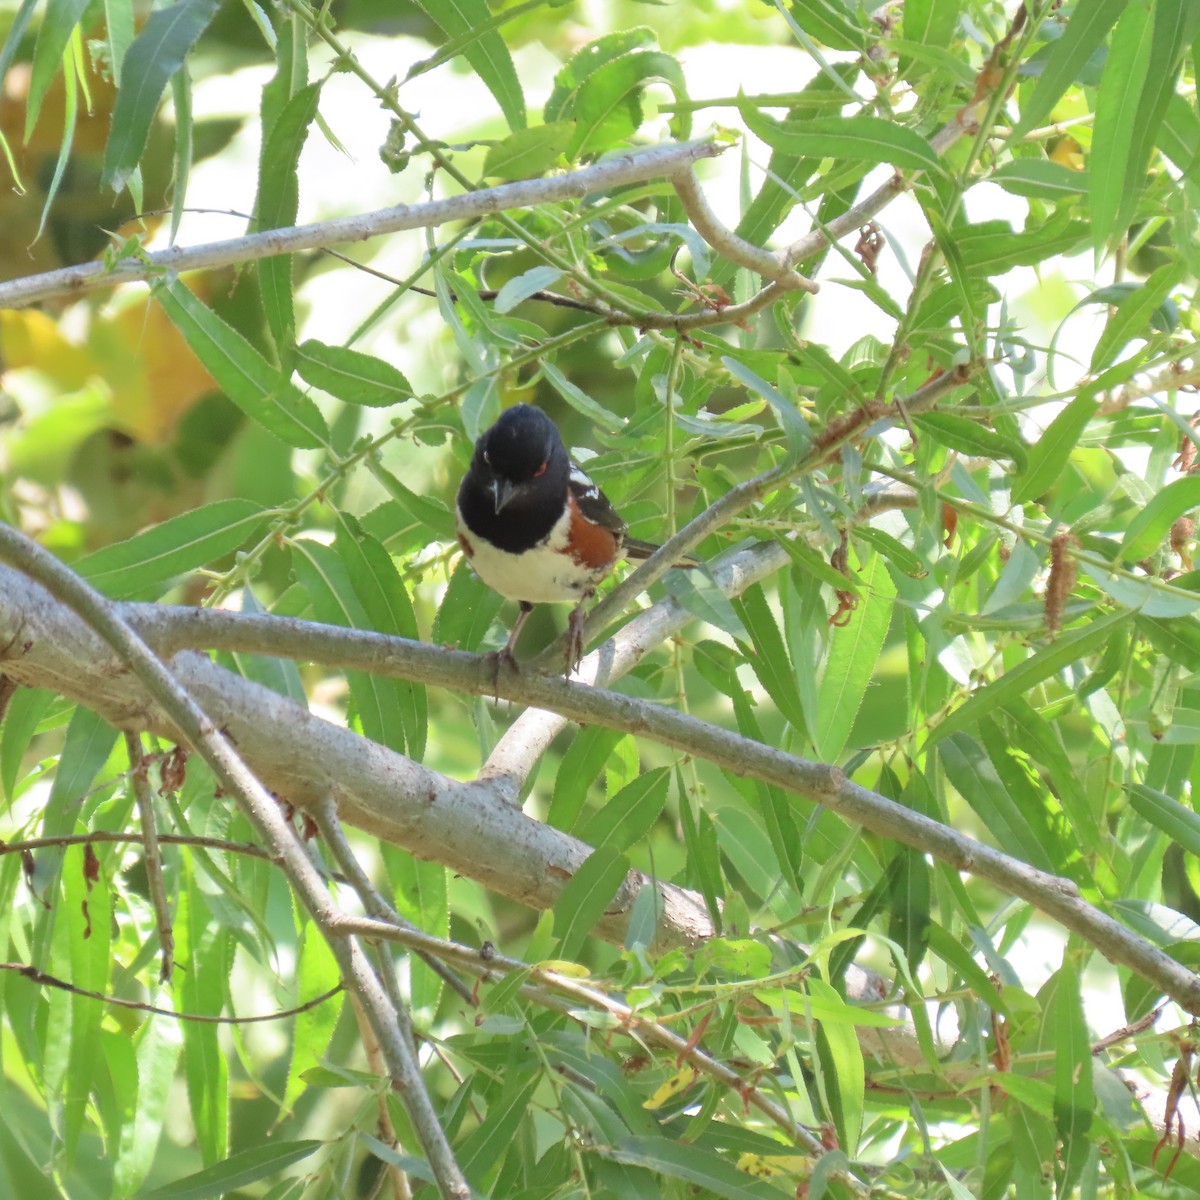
left=1, top=0, right=1200, bottom=1197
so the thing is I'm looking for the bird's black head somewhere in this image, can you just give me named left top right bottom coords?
left=470, top=404, right=567, bottom=514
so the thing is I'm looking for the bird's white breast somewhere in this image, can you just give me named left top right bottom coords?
left=456, top=504, right=606, bottom=604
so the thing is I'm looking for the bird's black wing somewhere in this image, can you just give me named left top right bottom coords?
left=568, top=463, right=627, bottom=538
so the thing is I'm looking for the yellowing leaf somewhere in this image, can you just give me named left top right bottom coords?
left=643, top=1066, right=698, bottom=1109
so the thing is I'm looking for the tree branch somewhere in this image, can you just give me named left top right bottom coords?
left=0, top=526, right=472, bottom=1200
left=0, top=141, right=723, bottom=310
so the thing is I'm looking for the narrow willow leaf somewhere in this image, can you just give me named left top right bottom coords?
left=169, top=66, right=193, bottom=243
left=293, top=539, right=408, bottom=754
left=902, top=0, right=959, bottom=51
left=1089, top=3, right=1152, bottom=251
left=431, top=560, right=504, bottom=653
left=75, top=498, right=266, bottom=599
left=990, top=160, right=1088, bottom=200
left=367, top=460, right=456, bottom=540
left=25, top=0, right=89, bottom=140
left=722, top=355, right=809, bottom=461
left=494, top=265, right=563, bottom=314
left=63, top=841, right=111, bottom=1159
left=741, top=100, right=943, bottom=175
left=1136, top=615, right=1200, bottom=671
left=789, top=0, right=866, bottom=51
left=1, top=687, right=53, bottom=802
left=1118, top=475, right=1200, bottom=563
left=924, top=610, right=1130, bottom=749
left=541, top=361, right=624, bottom=430
left=334, top=519, right=426, bottom=758
left=177, top=878, right=230, bottom=1166
left=1129, top=784, right=1200, bottom=857
left=549, top=727, right=623, bottom=832
left=1091, top=262, right=1186, bottom=372
left=112, top=1015, right=183, bottom=1196
left=810, top=977, right=865, bottom=1154
left=256, top=82, right=321, bottom=346
left=102, top=0, right=221, bottom=193
left=482, top=122, right=573, bottom=180
left=1010, top=387, right=1098, bottom=505
left=576, top=768, right=668, bottom=855
left=1010, top=0, right=1126, bottom=140
left=713, top=807, right=781, bottom=902
left=281, top=931, right=341, bottom=1114
left=553, top=846, right=630, bottom=960
left=606, top=1136, right=779, bottom=1199
left=296, top=340, right=413, bottom=407
left=155, top=279, right=329, bottom=449
left=815, top=551, right=896, bottom=762
left=571, top=50, right=690, bottom=157
left=545, top=29, right=654, bottom=121
left=939, top=732, right=1057, bottom=873
left=103, top=0, right=135, bottom=85
left=1044, top=963, right=1094, bottom=1194
left=410, top=0, right=525, bottom=131
left=138, top=1141, right=322, bottom=1200
left=734, top=584, right=809, bottom=739
left=457, top=1072, right=539, bottom=1186
left=384, top=846, right=448, bottom=1014
left=926, top=922, right=1011, bottom=1015
left=913, top=411, right=1027, bottom=470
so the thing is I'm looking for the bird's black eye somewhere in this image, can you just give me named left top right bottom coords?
left=533, top=460, right=547, bottom=478
left=483, top=450, right=491, bottom=466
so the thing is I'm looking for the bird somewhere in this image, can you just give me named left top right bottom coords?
left=455, top=404, right=695, bottom=674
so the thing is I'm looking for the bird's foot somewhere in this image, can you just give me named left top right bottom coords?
left=482, top=646, right=519, bottom=701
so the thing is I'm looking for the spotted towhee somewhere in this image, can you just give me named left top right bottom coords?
left=456, top=404, right=696, bottom=673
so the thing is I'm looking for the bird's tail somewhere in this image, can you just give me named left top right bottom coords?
left=624, top=536, right=701, bottom=569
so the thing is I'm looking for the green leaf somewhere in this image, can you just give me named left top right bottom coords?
left=605, top=1135, right=780, bottom=1199
left=292, top=539, right=409, bottom=755
left=494, top=265, right=563, bottom=314
left=101, top=0, right=221, bottom=193
left=722, top=355, right=809, bottom=462
left=457, top=1072, right=539, bottom=1187
left=902, top=0, right=959, bottom=51
left=1129, top=784, right=1200, bottom=857
left=713, top=807, right=781, bottom=903
left=809, top=976, right=865, bottom=1154
left=570, top=50, right=689, bottom=158
left=138, top=1140, right=322, bottom=1200
left=281, top=932, right=341, bottom=1115
left=990, top=160, right=1088, bottom=200
left=939, top=731, right=1057, bottom=872
left=1010, top=0, right=1127, bottom=139
left=295, top=340, right=413, bottom=408
left=75, top=499, right=266, bottom=600
left=1137, top=615, right=1200, bottom=671
left=1118, top=475, right=1200, bottom=563
left=256, top=82, right=321, bottom=346
left=102, top=0, right=135, bottom=88
left=1091, top=262, right=1186, bottom=372
left=113, top=1016, right=183, bottom=1197
left=482, top=122, right=573, bottom=180
left=788, top=0, right=867, bottom=52
left=541, top=360, right=624, bottom=431
left=334, top=518, right=427, bottom=758
left=1089, top=3, right=1153, bottom=251
left=1010, top=386, right=1099, bottom=505
left=549, top=727, right=623, bottom=831
left=815, top=551, right=896, bottom=762
left=410, top=0, right=525, bottom=131
left=924, top=610, right=1131, bottom=750
left=545, top=29, right=655, bottom=121
left=432, top=559, right=505, bottom=653
left=1, top=687, right=54, bottom=803
left=25, top=0, right=89, bottom=140
left=740, top=101, right=943, bottom=175
left=913, top=411, right=1027, bottom=470
left=575, top=768, right=668, bottom=855
left=155, top=279, right=330, bottom=449
left=1044, top=962, right=1094, bottom=1194
left=733, top=585, right=809, bottom=740
left=553, top=846, right=630, bottom=961
left=367, top=459, right=457, bottom=541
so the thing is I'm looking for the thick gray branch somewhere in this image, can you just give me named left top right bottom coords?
left=2, top=554, right=1199, bottom=1015
left=0, top=142, right=723, bottom=310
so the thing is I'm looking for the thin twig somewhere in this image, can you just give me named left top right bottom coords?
left=125, top=732, right=175, bottom=982
left=0, top=962, right=341, bottom=1023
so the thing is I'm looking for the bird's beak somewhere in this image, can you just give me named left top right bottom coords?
left=492, top=478, right=516, bottom=513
